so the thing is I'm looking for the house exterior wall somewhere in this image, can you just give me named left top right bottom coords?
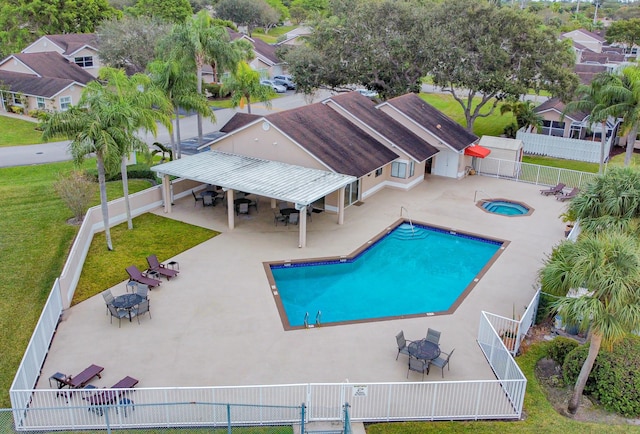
left=537, top=110, right=573, bottom=138
left=70, top=47, right=100, bottom=77
left=0, top=58, right=35, bottom=74
left=21, top=38, right=64, bottom=55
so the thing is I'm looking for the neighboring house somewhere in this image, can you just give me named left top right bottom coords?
left=21, top=33, right=101, bottom=77
left=197, top=92, right=480, bottom=211
left=574, top=63, right=609, bottom=85
left=202, top=30, right=285, bottom=83
left=0, top=52, right=94, bottom=113
left=562, top=29, right=605, bottom=53
left=277, top=26, right=312, bottom=46
left=533, top=97, right=620, bottom=143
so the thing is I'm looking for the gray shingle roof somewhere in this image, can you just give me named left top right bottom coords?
left=45, top=33, right=98, bottom=55
left=0, top=70, right=78, bottom=98
left=12, top=52, right=94, bottom=84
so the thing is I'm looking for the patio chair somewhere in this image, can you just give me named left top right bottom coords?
left=407, top=356, right=428, bottom=380
left=396, top=330, right=411, bottom=360
left=126, top=265, right=161, bottom=288
left=131, top=299, right=151, bottom=324
left=249, top=199, right=259, bottom=213
left=202, top=193, right=214, bottom=207
left=101, top=290, right=114, bottom=315
left=429, top=348, right=455, bottom=378
left=288, top=212, right=299, bottom=226
left=278, top=201, right=289, bottom=210
left=274, top=210, right=287, bottom=226
left=146, top=254, right=179, bottom=280
left=426, top=328, right=441, bottom=345
left=237, top=202, right=249, bottom=215
left=108, top=304, right=129, bottom=328
left=135, top=284, right=149, bottom=300
left=540, top=183, right=565, bottom=196
left=192, top=190, right=203, bottom=207
left=557, top=187, right=579, bottom=202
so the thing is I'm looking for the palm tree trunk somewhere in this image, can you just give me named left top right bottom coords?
left=568, top=332, right=602, bottom=414
left=169, top=112, right=177, bottom=160
left=96, top=153, right=113, bottom=251
left=174, top=107, right=182, bottom=159
left=196, top=64, right=203, bottom=146
left=599, top=121, right=606, bottom=174
left=625, top=125, right=637, bottom=167
left=121, top=155, right=133, bottom=230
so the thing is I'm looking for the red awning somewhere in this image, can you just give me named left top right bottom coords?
left=464, top=145, right=491, bottom=158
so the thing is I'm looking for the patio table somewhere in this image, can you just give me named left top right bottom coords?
left=113, top=294, right=143, bottom=322
left=408, top=339, right=441, bottom=362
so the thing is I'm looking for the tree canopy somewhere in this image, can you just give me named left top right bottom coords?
left=215, top=0, right=280, bottom=36
left=97, top=16, right=171, bottom=74
left=126, top=0, right=193, bottom=23
left=285, top=0, right=577, bottom=132
left=605, top=17, right=640, bottom=51
left=0, top=0, right=120, bottom=57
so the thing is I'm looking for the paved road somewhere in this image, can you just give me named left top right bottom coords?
left=0, top=90, right=334, bottom=168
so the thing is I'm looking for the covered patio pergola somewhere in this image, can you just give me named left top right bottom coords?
left=151, top=150, right=357, bottom=247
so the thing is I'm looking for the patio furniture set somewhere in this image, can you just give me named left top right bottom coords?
left=49, top=365, right=139, bottom=415
left=273, top=202, right=315, bottom=226
left=396, top=329, right=454, bottom=379
left=539, top=183, right=579, bottom=201
left=104, top=255, right=180, bottom=327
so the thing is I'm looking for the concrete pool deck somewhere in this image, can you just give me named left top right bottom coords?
left=38, top=175, right=567, bottom=391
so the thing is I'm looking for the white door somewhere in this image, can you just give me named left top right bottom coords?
left=431, top=150, right=458, bottom=178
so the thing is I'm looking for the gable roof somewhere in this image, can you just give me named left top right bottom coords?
left=33, top=33, right=98, bottom=55
left=0, top=70, right=81, bottom=98
left=6, top=52, right=94, bottom=84
left=326, top=92, right=439, bottom=161
left=533, top=97, right=588, bottom=122
left=564, top=28, right=605, bottom=43
left=574, top=63, right=608, bottom=85
left=228, top=30, right=280, bottom=66
left=382, top=93, right=478, bottom=151
left=267, top=103, right=399, bottom=177
left=220, top=113, right=262, bottom=133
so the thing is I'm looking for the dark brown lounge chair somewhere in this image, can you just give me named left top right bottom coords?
left=88, top=376, right=139, bottom=415
left=557, top=187, right=579, bottom=202
left=146, top=255, right=179, bottom=280
left=540, top=183, right=565, bottom=196
left=55, top=364, right=104, bottom=389
left=126, top=265, right=161, bottom=288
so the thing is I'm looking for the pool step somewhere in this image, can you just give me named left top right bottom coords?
left=389, top=228, right=430, bottom=241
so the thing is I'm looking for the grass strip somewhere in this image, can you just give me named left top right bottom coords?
left=0, top=116, right=46, bottom=146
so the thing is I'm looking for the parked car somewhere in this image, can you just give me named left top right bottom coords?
left=260, top=79, right=287, bottom=93
left=273, top=75, right=296, bottom=90
left=356, top=88, right=379, bottom=99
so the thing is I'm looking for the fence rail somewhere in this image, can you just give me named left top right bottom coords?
left=474, top=157, right=598, bottom=189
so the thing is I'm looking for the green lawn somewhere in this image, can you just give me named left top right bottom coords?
left=0, top=116, right=46, bottom=146
left=0, top=160, right=214, bottom=408
left=522, top=156, right=599, bottom=173
left=418, top=93, right=514, bottom=137
left=251, top=25, right=298, bottom=44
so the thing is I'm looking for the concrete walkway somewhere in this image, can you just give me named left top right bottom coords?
left=38, top=175, right=566, bottom=391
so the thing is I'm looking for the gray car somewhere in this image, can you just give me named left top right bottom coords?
left=260, top=79, right=287, bottom=93
left=273, top=75, right=296, bottom=90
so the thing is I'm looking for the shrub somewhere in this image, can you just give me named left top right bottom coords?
left=85, top=164, right=158, bottom=184
left=535, top=292, right=555, bottom=324
left=53, top=171, right=97, bottom=222
left=204, top=82, right=231, bottom=99
left=562, top=335, right=640, bottom=417
left=546, top=336, right=578, bottom=365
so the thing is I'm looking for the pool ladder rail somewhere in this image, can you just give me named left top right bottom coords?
left=474, top=189, right=493, bottom=203
left=400, top=206, right=415, bottom=236
left=304, top=310, right=322, bottom=328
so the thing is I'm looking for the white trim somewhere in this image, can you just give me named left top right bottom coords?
left=20, top=36, right=61, bottom=54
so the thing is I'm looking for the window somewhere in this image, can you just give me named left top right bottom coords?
left=541, top=120, right=565, bottom=137
left=391, top=161, right=407, bottom=178
left=375, top=168, right=383, bottom=177
left=409, top=161, right=415, bottom=177
left=60, top=96, right=72, bottom=111
left=74, top=56, right=93, bottom=68
left=36, top=97, right=45, bottom=110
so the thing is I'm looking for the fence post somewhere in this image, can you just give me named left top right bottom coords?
left=227, top=403, right=231, bottom=434
left=343, top=402, right=351, bottom=434
left=301, top=403, right=306, bottom=434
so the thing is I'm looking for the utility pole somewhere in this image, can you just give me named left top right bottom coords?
left=593, top=1, right=601, bottom=25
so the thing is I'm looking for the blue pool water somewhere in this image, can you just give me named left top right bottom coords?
left=482, top=200, right=529, bottom=216
left=270, top=223, right=503, bottom=327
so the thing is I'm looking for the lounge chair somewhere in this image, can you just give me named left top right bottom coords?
left=540, top=183, right=565, bottom=196
left=426, top=328, right=441, bottom=345
left=126, top=265, right=161, bottom=288
left=88, top=376, right=139, bottom=415
left=52, top=364, right=104, bottom=390
left=556, top=187, right=579, bottom=202
left=396, top=331, right=412, bottom=360
left=146, top=255, right=179, bottom=280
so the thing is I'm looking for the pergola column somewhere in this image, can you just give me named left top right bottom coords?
left=338, top=187, right=345, bottom=225
left=226, top=189, right=235, bottom=229
left=298, top=206, right=307, bottom=248
left=162, top=174, right=172, bottom=213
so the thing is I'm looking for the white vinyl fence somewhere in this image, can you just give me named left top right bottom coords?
left=516, top=131, right=612, bottom=164
left=474, top=157, right=598, bottom=189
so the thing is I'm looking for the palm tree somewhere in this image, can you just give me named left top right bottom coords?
left=148, top=59, right=213, bottom=159
left=602, top=65, right=640, bottom=167
left=221, top=61, right=273, bottom=114
left=166, top=10, right=249, bottom=145
left=564, top=72, right=618, bottom=174
left=500, top=100, right=543, bottom=136
left=539, top=230, right=640, bottom=414
left=41, top=67, right=172, bottom=248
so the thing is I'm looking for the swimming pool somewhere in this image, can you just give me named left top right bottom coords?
left=266, top=220, right=507, bottom=329
left=478, top=199, right=533, bottom=217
